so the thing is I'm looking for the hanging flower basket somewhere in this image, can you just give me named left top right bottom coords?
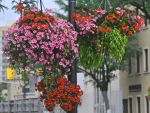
left=35, top=76, right=83, bottom=111
left=3, top=6, right=82, bottom=112
left=3, top=8, right=78, bottom=76
left=72, top=7, right=144, bottom=69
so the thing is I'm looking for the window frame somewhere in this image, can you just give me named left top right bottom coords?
left=136, top=95, right=142, bottom=113
left=128, top=96, right=134, bottom=113
left=128, top=58, right=132, bottom=74
left=143, top=48, right=149, bottom=72
left=144, top=95, right=149, bottom=113
left=136, top=51, right=140, bottom=73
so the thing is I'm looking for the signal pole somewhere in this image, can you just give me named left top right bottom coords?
left=68, top=0, right=77, bottom=113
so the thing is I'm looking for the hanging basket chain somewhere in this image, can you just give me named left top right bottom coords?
left=40, top=0, right=42, bottom=13
left=38, top=0, right=47, bottom=13
left=106, top=0, right=112, bottom=8
left=99, top=0, right=112, bottom=10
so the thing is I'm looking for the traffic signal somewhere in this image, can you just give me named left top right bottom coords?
left=6, top=66, right=14, bottom=79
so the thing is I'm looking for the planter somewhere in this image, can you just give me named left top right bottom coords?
left=72, top=7, right=144, bottom=69
left=36, top=76, right=83, bottom=111
left=3, top=8, right=78, bottom=76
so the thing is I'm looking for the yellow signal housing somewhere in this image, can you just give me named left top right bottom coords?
left=6, top=67, right=14, bottom=79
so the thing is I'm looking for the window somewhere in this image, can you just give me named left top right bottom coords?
left=129, top=98, right=132, bottom=113
left=123, top=99, right=128, bottom=113
left=2, top=71, right=5, bottom=76
left=137, top=97, right=141, bottom=113
left=146, top=96, right=149, bottom=113
left=4, top=93, right=7, bottom=96
left=128, top=59, right=132, bottom=74
left=2, top=66, right=6, bottom=71
left=145, top=19, right=149, bottom=28
left=144, top=49, right=148, bottom=72
left=136, top=51, right=140, bottom=73
left=2, top=59, right=6, bottom=63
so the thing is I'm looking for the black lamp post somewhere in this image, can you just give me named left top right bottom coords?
left=68, top=0, right=77, bottom=113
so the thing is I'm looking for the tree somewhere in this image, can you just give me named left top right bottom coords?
left=0, top=83, right=7, bottom=101
left=0, top=0, right=36, bottom=12
left=112, top=0, right=150, bottom=21
left=11, top=0, right=37, bottom=13
left=0, top=89, right=5, bottom=101
left=0, top=0, right=8, bottom=12
left=54, top=0, right=150, bottom=22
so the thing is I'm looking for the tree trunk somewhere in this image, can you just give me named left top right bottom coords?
left=102, top=91, right=110, bottom=112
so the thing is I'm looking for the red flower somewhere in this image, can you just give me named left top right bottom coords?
left=16, top=3, right=23, bottom=12
left=35, top=77, right=83, bottom=112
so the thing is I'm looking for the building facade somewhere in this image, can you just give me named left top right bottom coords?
left=0, top=26, right=9, bottom=81
left=120, top=24, right=150, bottom=113
left=0, top=21, right=41, bottom=100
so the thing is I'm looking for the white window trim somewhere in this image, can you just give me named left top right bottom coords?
left=144, top=94, right=148, bottom=113
left=128, top=96, right=134, bottom=113
left=143, top=47, right=149, bottom=73
left=136, top=95, right=142, bottom=113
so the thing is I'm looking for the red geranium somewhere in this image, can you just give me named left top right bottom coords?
left=35, top=77, right=83, bottom=111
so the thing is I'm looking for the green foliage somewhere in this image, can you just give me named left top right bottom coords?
left=105, top=28, right=128, bottom=62
left=78, top=34, right=104, bottom=69
left=12, top=0, right=37, bottom=13
left=0, top=0, right=37, bottom=12
left=14, top=68, right=30, bottom=86
left=111, top=0, right=150, bottom=20
left=53, top=0, right=68, bottom=19
left=0, top=89, right=5, bottom=101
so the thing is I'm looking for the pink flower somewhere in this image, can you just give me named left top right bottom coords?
left=46, top=8, right=53, bottom=13
left=116, top=7, right=121, bottom=10
left=17, top=44, right=20, bottom=47
left=14, top=33, right=18, bottom=36
left=59, top=62, right=63, bottom=66
left=3, top=13, right=78, bottom=77
left=37, top=26, right=40, bottom=29
left=20, top=63, right=23, bottom=66
left=25, top=66, right=29, bottom=71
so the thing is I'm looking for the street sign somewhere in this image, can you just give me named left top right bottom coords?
left=14, top=95, right=24, bottom=98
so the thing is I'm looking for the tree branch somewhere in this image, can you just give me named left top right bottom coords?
left=130, top=1, right=150, bottom=20
left=77, top=67, right=102, bottom=88
left=141, top=0, right=145, bottom=9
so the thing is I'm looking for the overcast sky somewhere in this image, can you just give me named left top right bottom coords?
left=0, top=0, right=60, bottom=26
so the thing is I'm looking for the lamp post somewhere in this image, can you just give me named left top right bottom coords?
left=68, top=0, right=77, bottom=113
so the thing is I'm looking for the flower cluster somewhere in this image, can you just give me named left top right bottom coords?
left=3, top=8, right=78, bottom=75
left=147, top=87, right=150, bottom=100
left=35, top=77, right=83, bottom=111
left=71, top=7, right=144, bottom=69
left=72, top=7, right=144, bottom=36
left=148, top=87, right=150, bottom=96
left=19, top=8, right=55, bottom=31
